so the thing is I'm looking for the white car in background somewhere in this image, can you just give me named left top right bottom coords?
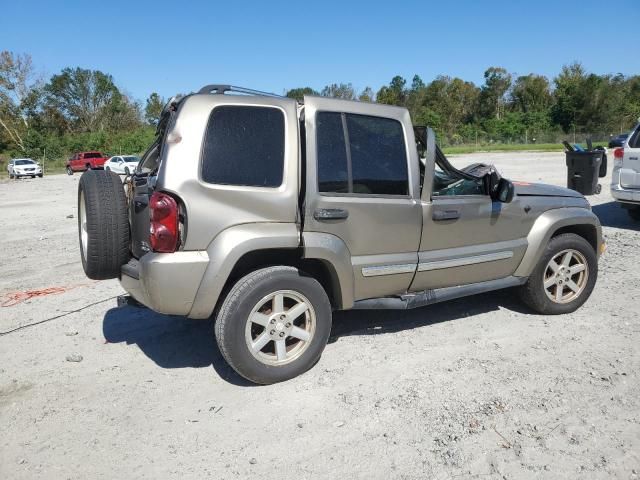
left=104, top=155, right=140, bottom=175
left=8, top=158, right=43, bottom=179
left=611, top=121, right=640, bottom=220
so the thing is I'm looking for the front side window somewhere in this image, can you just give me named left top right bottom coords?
left=432, top=165, right=485, bottom=196
left=317, top=112, right=408, bottom=196
left=202, top=106, right=285, bottom=187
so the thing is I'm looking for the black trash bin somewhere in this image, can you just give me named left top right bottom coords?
left=565, top=150, right=603, bottom=195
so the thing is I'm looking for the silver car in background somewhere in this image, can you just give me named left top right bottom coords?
left=104, top=155, right=140, bottom=175
left=8, top=158, right=43, bottom=179
left=611, top=122, right=640, bottom=220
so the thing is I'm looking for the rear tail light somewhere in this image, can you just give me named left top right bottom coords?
left=613, top=147, right=624, bottom=166
left=149, top=192, right=179, bottom=253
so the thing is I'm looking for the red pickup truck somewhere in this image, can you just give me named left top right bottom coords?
left=66, top=151, right=109, bottom=175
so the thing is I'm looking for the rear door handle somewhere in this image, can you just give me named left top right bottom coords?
left=314, top=208, right=349, bottom=221
left=433, top=209, right=460, bottom=221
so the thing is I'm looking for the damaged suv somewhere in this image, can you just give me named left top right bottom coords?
left=77, top=85, right=603, bottom=384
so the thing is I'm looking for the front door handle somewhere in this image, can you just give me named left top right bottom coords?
left=314, top=208, right=349, bottom=221
left=433, top=209, right=460, bottom=221
left=630, top=156, right=639, bottom=160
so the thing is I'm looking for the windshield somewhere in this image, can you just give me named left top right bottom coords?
left=123, top=156, right=140, bottom=163
left=15, top=159, right=35, bottom=165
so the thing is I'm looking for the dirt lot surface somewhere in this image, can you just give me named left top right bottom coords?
left=1, top=152, right=639, bottom=479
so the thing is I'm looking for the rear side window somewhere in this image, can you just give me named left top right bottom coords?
left=316, top=112, right=408, bottom=195
left=317, top=112, right=349, bottom=193
left=202, top=106, right=285, bottom=187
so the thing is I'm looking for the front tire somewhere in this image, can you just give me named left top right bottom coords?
left=215, top=266, right=332, bottom=384
left=518, top=233, right=597, bottom=314
left=67, top=166, right=73, bottom=175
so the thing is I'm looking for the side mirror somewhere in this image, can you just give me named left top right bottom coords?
left=496, top=178, right=515, bottom=203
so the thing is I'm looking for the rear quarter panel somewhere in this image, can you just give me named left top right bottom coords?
left=156, top=94, right=301, bottom=252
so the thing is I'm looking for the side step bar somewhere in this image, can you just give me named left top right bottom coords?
left=352, top=276, right=527, bottom=310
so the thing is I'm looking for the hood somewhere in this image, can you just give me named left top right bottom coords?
left=514, top=181, right=583, bottom=198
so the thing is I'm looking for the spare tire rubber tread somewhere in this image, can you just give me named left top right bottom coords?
left=78, top=170, right=130, bottom=280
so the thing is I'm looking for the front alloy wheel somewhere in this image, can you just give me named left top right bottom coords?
left=543, top=249, right=588, bottom=304
left=518, top=233, right=597, bottom=314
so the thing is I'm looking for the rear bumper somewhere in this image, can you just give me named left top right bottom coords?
left=119, top=251, right=209, bottom=316
left=610, top=185, right=640, bottom=204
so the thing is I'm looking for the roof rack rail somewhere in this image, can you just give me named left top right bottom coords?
left=197, top=84, right=284, bottom=98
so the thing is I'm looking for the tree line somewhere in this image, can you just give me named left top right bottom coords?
left=1, top=50, right=639, bottom=167
left=286, top=66, right=640, bottom=145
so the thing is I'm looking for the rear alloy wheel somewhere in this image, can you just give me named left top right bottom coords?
left=78, top=169, right=130, bottom=279
left=518, top=233, right=597, bottom=314
left=67, top=166, right=73, bottom=175
left=215, top=266, right=332, bottom=384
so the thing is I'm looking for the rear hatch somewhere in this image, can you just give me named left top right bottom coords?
left=620, top=125, right=640, bottom=189
left=128, top=101, right=177, bottom=258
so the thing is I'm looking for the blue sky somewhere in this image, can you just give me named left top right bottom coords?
left=1, top=0, right=638, bottom=102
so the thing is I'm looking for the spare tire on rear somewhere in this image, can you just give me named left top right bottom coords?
left=78, top=169, right=130, bottom=280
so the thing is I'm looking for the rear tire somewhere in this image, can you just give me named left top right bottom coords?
left=78, top=169, right=130, bottom=280
left=215, top=266, right=332, bottom=384
left=518, top=233, right=597, bottom=315
left=67, top=166, right=73, bottom=175
left=9, top=173, right=14, bottom=179
left=125, top=167, right=130, bottom=175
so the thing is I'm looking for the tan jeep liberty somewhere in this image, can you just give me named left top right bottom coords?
left=77, top=85, right=603, bottom=384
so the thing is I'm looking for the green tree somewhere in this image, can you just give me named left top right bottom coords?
left=376, top=75, right=407, bottom=106
left=321, top=83, right=356, bottom=100
left=358, top=87, right=374, bottom=102
left=144, top=92, right=165, bottom=125
left=285, top=87, right=318, bottom=102
left=510, top=74, right=552, bottom=113
left=479, top=67, right=512, bottom=120
left=43, top=67, right=121, bottom=132
left=0, top=51, right=41, bottom=152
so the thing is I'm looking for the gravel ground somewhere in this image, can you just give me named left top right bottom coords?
left=1, top=151, right=639, bottom=479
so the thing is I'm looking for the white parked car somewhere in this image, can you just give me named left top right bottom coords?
left=104, top=155, right=140, bottom=175
left=611, top=121, right=640, bottom=220
left=8, top=158, right=43, bottom=179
